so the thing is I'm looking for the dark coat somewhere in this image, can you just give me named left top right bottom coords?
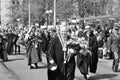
left=26, top=35, right=42, bottom=65
left=77, top=31, right=98, bottom=74
left=5, top=33, right=16, bottom=54
left=0, top=35, right=8, bottom=61
left=41, top=31, right=50, bottom=53
left=48, top=35, right=76, bottom=80
left=78, top=31, right=84, bottom=38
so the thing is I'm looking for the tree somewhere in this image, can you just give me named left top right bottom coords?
left=56, top=0, right=75, bottom=20
left=105, top=0, right=120, bottom=15
left=10, top=0, right=47, bottom=26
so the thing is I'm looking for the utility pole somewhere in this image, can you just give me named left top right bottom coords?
left=29, top=0, right=31, bottom=28
left=54, top=0, right=56, bottom=28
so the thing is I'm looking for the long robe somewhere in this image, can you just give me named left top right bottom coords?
left=41, top=31, right=50, bottom=53
left=77, top=31, right=98, bottom=75
left=47, top=36, right=76, bottom=80
left=26, top=35, right=42, bottom=65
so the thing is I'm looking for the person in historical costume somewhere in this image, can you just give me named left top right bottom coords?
left=108, top=24, right=120, bottom=72
left=25, top=26, right=43, bottom=69
left=77, top=25, right=98, bottom=80
left=41, top=26, right=50, bottom=54
left=47, top=26, right=81, bottom=80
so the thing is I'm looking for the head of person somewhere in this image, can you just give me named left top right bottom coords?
left=8, top=29, right=12, bottom=33
left=50, top=28, right=56, bottom=38
left=32, top=27, right=36, bottom=33
left=60, top=26, right=68, bottom=39
left=85, top=25, right=92, bottom=35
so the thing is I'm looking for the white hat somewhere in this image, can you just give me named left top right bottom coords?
left=35, top=23, right=39, bottom=26
left=85, top=25, right=91, bottom=29
left=61, top=22, right=66, bottom=26
left=41, top=25, right=47, bottom=29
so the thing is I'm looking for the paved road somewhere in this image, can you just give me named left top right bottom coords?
left=0, top=53, right=120, bottom=80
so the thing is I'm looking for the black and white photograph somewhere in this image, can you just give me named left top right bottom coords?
left=0, top=0, right=120, bottom=80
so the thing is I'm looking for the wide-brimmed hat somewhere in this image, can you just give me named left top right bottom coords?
left=85, top=25, right=91, bottom=29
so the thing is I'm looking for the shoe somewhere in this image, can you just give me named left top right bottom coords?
left=112, top=67, right=118, bottom=72
left=117, top=69, right=120, bottom=72
left=30, top=66, right=34, bottom=69
left=35, top=63, right=38, bottom=68
left=35, top=65, right=38, bottom=68
left=84, top=75, right=87, bottom=79
left=86, top=74, right=90, bottom=80
left=84, top=74, right=90, bottom=80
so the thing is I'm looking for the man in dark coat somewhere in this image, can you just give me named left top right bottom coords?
left=77, top=25, right=98, bottom=80
left=0, top=34, right=4, bottom=61
left=0, top=33, right=8, bottom=61
left=5, top=30, right=16, bottom=55
left=47, top=26, right=80, bottom=80
left=13, top=32, right=20, bottom=55
left=41, top=28, right=50, bottom=53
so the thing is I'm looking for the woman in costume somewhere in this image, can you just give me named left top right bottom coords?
left=25, top=26, right=43, bottom=69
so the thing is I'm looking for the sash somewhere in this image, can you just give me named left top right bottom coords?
left=57, top=33, right=67, bottom=63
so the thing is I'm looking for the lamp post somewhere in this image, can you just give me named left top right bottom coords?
left=54, top=0, right=56, bottom=28
left=29, top=0, right=31, bottom=28
left=46, top=10, right=52, bottom=28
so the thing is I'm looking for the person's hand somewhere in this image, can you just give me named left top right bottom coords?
left=107, top=50, right=110, bottom=53
left=79, top=49, right=85, bottom=53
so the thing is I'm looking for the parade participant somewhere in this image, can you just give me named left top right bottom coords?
left=77, top=25, right=98, bottom=80
left=25, top=26, right=43, bottom=69
left=47, top=26, right=81, bottom=80
left=49, top=28, right=56, bottom=39
left=41, top=26, right=50, bottom=54
left=108, top=24, right=120, bottom=72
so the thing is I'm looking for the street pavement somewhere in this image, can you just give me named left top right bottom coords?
left=0, top=47, right=120, bottom=80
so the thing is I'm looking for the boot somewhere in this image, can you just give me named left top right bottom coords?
left=112, top=59, right=119, bottom=72
left=35, top=63, right=38, bottom=68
